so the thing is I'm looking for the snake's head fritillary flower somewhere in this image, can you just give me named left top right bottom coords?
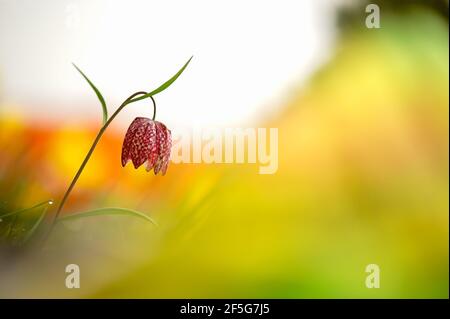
left=121, top=117, right=172, bottom=175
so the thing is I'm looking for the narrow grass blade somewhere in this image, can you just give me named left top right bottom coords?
left=129, top=56, right=193, bottom=103
left=72, top=63, right=108, bottom=125
left=0, top=200, right=53, bottom=219
left=57, top=207, right=158, bottom=226
left=22, top=205, right=50, bottom=244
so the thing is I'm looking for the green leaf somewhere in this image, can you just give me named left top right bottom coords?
left=0, top=200, right=53, bottom=245
left=21, top=204, right=49, bottom=244
left=129, top=56, right=193, bottom=103
left=0, top=200, right=53, bottom=219
left=57, top=207, right=158, bottom=226
left=72, top=63, right=108, bottom=125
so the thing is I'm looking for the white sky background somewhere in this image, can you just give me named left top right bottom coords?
left=0, top=0, right=343, bottom=128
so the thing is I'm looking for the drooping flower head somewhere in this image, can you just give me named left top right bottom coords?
left=121, top=117, right=172, bottom=175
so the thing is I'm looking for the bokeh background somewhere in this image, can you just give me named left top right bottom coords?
left=0, top=0, right=448, bottom=298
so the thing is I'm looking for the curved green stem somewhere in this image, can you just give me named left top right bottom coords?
left=49, top=91, right=153, bottom=230
left=150, top=96, right=156, bottom=121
